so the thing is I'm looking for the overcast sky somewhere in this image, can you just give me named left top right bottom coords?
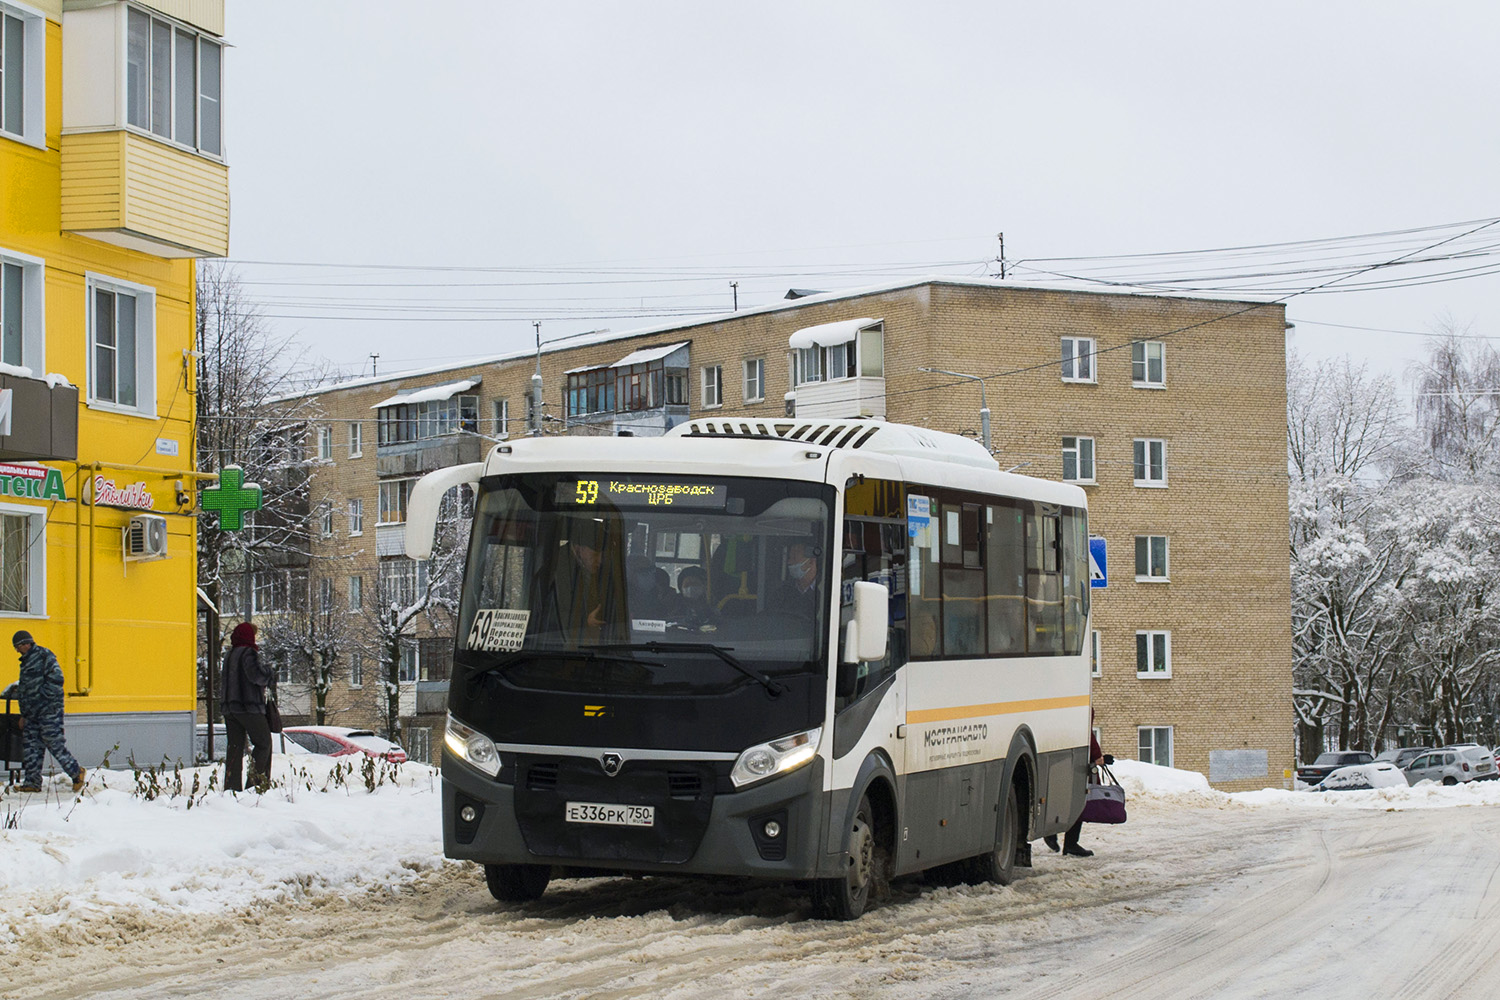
left=223, top=2, right=1500, bottom=396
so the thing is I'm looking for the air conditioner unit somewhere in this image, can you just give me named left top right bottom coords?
left=124, top=514, right=169, bottom=562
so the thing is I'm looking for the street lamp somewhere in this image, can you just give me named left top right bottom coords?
left=919, top=367, right=991, bottom=454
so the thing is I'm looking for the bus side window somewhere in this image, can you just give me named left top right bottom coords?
left=840, top=477, right=908, bottom=708
left=1062, top=509, right=1089, bottom=655
left=1027, top=505, right=1064, bottom=655
left=985, top=503, right=1025, bottom=655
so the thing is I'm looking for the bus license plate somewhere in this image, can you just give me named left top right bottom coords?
left=565, top=801, right=655, bottom=827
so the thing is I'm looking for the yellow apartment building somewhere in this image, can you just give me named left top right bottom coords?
left=1, top=0, right=228, bottom=767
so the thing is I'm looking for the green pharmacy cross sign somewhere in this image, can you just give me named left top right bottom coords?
left=200, top=465, right=263, bottom=531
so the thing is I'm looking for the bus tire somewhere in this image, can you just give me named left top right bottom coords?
left=813, top=793, right=878, bottom=920
left=967, top=779, right=1020, bottom=886
left=485, top=863, right=551, bottom=902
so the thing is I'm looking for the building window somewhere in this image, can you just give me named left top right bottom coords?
left=492, top=398, right=509, bottom=437
left=665, top=372, right=686, bottom=405
left=348, top=574, right=362, bottom=611
left=375, top=395, right=478, bottom=445
left=348, top=421, right=362, bottom=458
left=88, top=275, right=157, bottom=415
left=701, top=365, right=722, bottom=408
left=0, top=505, right=43, bottom=615
left=0, top=4, right=43, bottom=147
left=0, top=248, right=42, bottom=370
left=1133, top=438, right=1167, bottom=487
left=744, top=358, right=764, bottom=403
left=379, top=558, right=427, bottom=607
left=349, top=651, right=363, bottom=688
left=1091, top=630, right=1101, bottom=678
left=398, top=641, right=418, bottom=683
left=251, top=569, right=307, bottom=614
left=317, top=502, right=333, bottom=538
left=1061, top=337, right=1096, bottom=383
left=317, top=426, right=332, bottom=461
left=272, top=651, right=294, bottom=686
left=1136, top=630, right=1171, bottom=677
left=317, top=577, right=333, bottom=613
left=348, top=498, right=364, bottom=536
left=1062, top=436, right=1095, bottom=483
left=378, top=479, right=416, bottom=524
left=1135, top=535, right=1169, bottom=581
left=125, top=7, right=223, bottom=156
left=1132, top=341, right=1165, bottom=387
left=1138, top=726, right=1173, bottom=767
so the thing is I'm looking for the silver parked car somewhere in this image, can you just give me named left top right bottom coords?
left=1374, top=746, right=1430, bottom=768
left=1403, top=745, right=1496, bottom=785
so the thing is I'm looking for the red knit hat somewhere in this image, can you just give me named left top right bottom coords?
left=229, top=622, right=258, bottom=648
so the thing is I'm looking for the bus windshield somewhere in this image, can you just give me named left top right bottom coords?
left=456, top=472, right=834, bottom=695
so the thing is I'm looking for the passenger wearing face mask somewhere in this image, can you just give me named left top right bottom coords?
left=673, top=565, right=712, bottom=624
left=771, top=542, right=823, bottom=619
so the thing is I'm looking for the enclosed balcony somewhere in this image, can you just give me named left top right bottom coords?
left=59, top=1, right=229, bottom=258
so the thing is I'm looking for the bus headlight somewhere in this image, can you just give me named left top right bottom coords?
left=730, top=727, right=821, bottom=789
left=444, top=712, right=501, bottom=777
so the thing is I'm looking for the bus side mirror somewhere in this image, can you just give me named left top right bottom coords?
left=405, top=463, right=483, bottom=559
left=842, top=582, right=889, bottom=665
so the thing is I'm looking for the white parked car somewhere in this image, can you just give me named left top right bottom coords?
left=1404, top=745, right=1496, bottom=786
left=1317, top=761, right=1409, bottom=791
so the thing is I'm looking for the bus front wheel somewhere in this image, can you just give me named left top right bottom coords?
left=813, top=794, right=878, bottom=920
left=485, top=863, right=551, bottom=903
left=966, top=780, right=1021, bottom=886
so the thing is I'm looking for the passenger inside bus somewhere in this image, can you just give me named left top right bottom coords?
left=770, top=541, right=822, bottom=618
left=673, top=565, right=712, bottom=625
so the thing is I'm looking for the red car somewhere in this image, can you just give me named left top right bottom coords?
left=282, top=726, right=408, bottom=763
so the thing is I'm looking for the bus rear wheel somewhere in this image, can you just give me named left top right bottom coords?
left=966, top=780, right=1021, bottom=886
left=813, top=794, right=878, bottom=920
left=485, top=863, right=551, bottom=902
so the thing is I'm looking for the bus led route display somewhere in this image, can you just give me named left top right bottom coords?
left=555, top=478, right=728, bottom=509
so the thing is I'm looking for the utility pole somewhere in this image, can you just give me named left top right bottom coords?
left=730, top=281, right=739, bottom=311
left=531, top=322, right=544, bottom=436
left=997, top=232, right=1006, bottom=280
left=370, top=352, right=379, bottom=376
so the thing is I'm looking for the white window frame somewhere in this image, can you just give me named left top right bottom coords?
left=377, top=478, right=416, bottom=525
left=316, top=576, right=333, bottom=613
left=348, top=650, right=363, bottom=688
left=1135, top=534, right=1170, bottom=582
left=0, top=500, right=45, bottom=617
left=1136, top=630, right=1172, bottom=678
left=0, top=246, right=43, bottom=371
left=1062, top=435, right=1095, bottom=484
left=1090, top=629, right=1101, bottom=678
left=743, top=358, right=764, bottom=404
left=492, top=398, right=509, bottom=438
left=86, top=273, right=157, bottom=418
left=0, top=2, right=45, bottom=150
left=348, top=421, right=362, bottom=458
left=1133, top=438, right=1167, bottom=487
left=124, top=5, right=224, bottom=158
left=348, top=497, right=364, bottom=536
left=408, top=726, right=433, bottom=765
left=398, top=640, right=418, bottom=684
left=701, top=365, right=722, bottom=409
left=1132, top=340, right=1165, bottom=388
left=1138, top=725, right=1173, bottom=767
left=317, top=425, right=333, bottom=461
left=317, top=502, right=333, bottom=539
left=348, top=574, right=362, bottom=611
left=1061, top=337, right=1096, bottom=384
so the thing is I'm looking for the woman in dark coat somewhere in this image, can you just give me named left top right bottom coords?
left=220, top=622, right=274, bottom=791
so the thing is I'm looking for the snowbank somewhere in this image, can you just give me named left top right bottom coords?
left=0, top=756, right=442, bottom=945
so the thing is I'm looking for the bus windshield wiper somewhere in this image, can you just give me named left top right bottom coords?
left=467, top=647, right=664, bottom=677
left=588, top=642, right=785, bottom=697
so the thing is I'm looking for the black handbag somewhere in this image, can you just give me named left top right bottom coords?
left=265, top=684, right=283, bottom=734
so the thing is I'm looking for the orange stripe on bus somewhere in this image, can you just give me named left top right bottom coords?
left=906, top=695, right=1090, bottom=725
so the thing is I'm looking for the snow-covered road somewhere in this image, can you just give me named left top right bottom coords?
left=4, top=762, right=1500, bottom=999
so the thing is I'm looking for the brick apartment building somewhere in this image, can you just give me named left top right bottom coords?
left=257, top=278, right=1291, bottom=789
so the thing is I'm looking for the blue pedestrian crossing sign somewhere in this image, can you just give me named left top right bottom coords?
left=1089, top=537, right=1107, bottom=588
